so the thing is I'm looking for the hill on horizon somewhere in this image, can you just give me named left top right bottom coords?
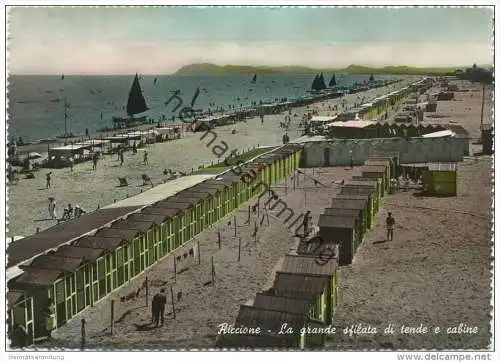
left=174, top=63, right=464, bottom=76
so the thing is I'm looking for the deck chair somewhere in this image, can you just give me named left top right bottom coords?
left=118, top=177, right=128, bottom=187
left=142, top=174, right=153, bottom=187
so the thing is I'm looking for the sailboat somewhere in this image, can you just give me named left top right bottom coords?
left=55, top=98, right=77, bottom=139
left=310, top=73, right=327, bottom=92
left=112, top=73, right=149, bottom=129
left=328, top=74, right=337, bottom=87
left=251, top=74, right=257, bottom=84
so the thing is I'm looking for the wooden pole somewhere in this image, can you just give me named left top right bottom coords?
left=81, top=319, right=86, bottom=350
left=211, top=256, right=215, bottom=284
left=254, top=221, right=258, bottom=243
left=238, top=237, right=241, bottom=262
left=90, top=283, right=94, bottom=307
left=173, top=256, right=177, bottom=283
left=197, top=240, right=201, bottom=265
left=480, top=84, right=486, bottom=127
left=217, top=229, right=221, bottom=249
left=170, top=285, right=176, bottom=319
left=233, top=215, right=237, bottom=236
left=145, top=277, right=149, bottom=306
left=110, top=300, right=114, bottom=335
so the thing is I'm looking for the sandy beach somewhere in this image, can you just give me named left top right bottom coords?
left=34, top=78, right=492, bottom=350
left=46, top=165, right=360, bottom=349
left=7, top=81, right=408, bottom=238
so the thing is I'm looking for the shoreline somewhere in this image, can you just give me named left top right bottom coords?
left=6, top=79, right=413, bottom=238
left=12, top=79, right=405, bottom=154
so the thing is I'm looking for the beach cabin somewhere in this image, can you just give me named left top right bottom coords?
left=366, top=157, right=395, bottom=181
left=201, top=179, right=233, bottom=219
left=370, top=152, right=401, bottom=178
left=162, top=194, right=206, bottom=241
left=323, top=208, right=364, bottom=242
left=331, top=195, right=372, bottom=228
left=154, top=200, right=196, bottom=246
left=421, top=163, right=458, bottom=197
left=176, top=187, right=220, bottom=229
left=125, top=212, right=172, bottom=265
left=318, top=214, right=359, bottom=266
left=344, top=180, right=381, bottom=204
left=139, top=206, right=185, bottom=252
left=279, top=253, right=339, bottom=322
left=73, top=235, right=131, bottom=298
left=360, top=165, right=389, bottom=192
left=340, top=185, right=378, bottom=215
left=272, top=272, right=330, bottom=346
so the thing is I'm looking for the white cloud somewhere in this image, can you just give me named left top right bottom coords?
left=8, top=40, right=493, bottom=74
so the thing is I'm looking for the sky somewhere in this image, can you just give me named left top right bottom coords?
left=7, top=6, right=494, bottom=74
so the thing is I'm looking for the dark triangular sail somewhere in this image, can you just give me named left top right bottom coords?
left=251, top=74, right=257, bottom=83
left=126, top=73, right=148, bottom=116
left=329, top=74, right=337, bottom=87
left=311, top=74, right=320, bottom=91
left=318, top=73, right=327, bottom=90
left=369, top=74, right=375, bottom=82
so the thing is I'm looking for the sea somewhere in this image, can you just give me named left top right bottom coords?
left=7, top=73, right=400, bottom=143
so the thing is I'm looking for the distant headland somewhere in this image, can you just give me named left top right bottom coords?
left=173, top=63, right=462, bottom=76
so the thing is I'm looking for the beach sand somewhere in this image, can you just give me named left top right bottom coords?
left=46, top=166, right=359, bottom=349
left=25, top=79, right=493, bottom=350
left=7, top=82, right=403, bottom=238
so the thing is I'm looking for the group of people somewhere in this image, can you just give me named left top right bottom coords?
left=48, top=197, right=86, bottom=221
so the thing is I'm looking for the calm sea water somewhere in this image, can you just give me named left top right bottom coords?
left=7, top=73, right=398, bottom=142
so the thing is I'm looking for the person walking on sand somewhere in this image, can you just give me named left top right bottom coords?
left=386, top=212, right=395, bottom=241
left=158, top=289, right=167, bottom=326
left=151, top=292, right=161, bottom=327
left=120, top=149, right=124, bottom=166
left=143, top=150, right=149, bottom=165
left=46, top=172, right=52, bottom=188
left=92, top=152, right=99, bottom=170
left=48, top=198, right=57, bottom=219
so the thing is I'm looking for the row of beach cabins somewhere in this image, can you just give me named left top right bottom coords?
left=7, top=144, right=304, bottom=346
left=191, top=79, right=403, bottom=131
left=214, top=151, right=400, bottom=349
left=309, top=77, right=433, bottom=135
left=215, top=150, right=459, bottom=349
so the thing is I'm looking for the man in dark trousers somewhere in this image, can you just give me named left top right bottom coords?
left=386, top=212, right=395, bottom=241
left=158, top=289, right=167, bottom=326
left=151, top=289, right=167, bottom=327
left=151, top=292, right=160, bottom=327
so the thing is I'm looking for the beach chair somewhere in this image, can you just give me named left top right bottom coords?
left=142, top=174, right=153, bottom=187
left=118, top=177, right=128, bottom=187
